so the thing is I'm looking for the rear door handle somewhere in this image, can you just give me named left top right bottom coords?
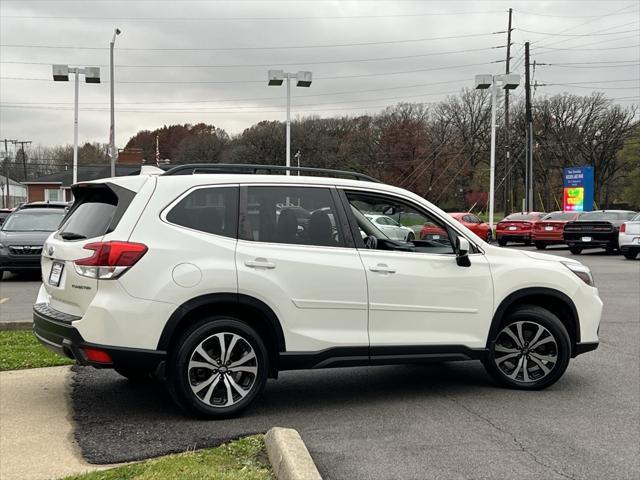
left=369, top=263, right=396, bottom=274
left=244, top=258, right=276, bottom=269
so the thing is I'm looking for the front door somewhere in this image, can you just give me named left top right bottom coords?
left=342, top=189, right=494, bottom=350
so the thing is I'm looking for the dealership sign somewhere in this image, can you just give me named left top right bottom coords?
left=563, top=167, right=594, bottom=212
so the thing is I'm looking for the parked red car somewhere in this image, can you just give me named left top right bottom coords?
left=496, top=212, right=546, bottom=246
left=532, top=211, right=582, bottom=250
left=448, top=212, right=492, bottom=241
left=419, top=222, right=447, bottom=241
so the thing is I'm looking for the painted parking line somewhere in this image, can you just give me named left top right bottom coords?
left=0, top=297, right=9, bottom=304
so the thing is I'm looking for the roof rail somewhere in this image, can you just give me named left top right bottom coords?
left=161, top=163, right=380, bottom=183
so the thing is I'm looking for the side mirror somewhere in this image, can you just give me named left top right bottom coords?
left=456, top=237, right=471, bottom=267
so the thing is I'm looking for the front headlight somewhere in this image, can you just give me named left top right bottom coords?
left=562, top=261, right=595, bottom=287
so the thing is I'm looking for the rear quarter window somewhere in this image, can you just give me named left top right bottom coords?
left=165, top=186, right=238, bottom=238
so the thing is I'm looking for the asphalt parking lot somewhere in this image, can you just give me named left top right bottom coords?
left=2, top=247, right=639, bottom=479
left=0, top=272, right=41, bottom=324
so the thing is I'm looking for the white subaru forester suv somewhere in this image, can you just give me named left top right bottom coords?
left=34, top=165, right=602, bottom=419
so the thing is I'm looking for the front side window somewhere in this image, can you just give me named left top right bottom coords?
left=240, top=186, right=345, bottom=247
left=166, top=186, right=238, bottom=238
left=345, top=191, right=455, bottom=254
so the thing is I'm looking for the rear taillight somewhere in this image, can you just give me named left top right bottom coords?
left=620, top=223, right=626, bottom=233
left=74, top=241, right=147, bottom=279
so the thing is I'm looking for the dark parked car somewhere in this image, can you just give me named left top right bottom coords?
left=0, top=207, right=67, bottom=279
left=563, top=210, right=638, bottom=255
left=0, top=208, right=13, bottom=225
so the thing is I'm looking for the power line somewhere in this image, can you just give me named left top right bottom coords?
left=2, top=77, right=473, bottom=106
left=513, top=8, right=639, bottom=19
left=0, top=45, right=505, bottom=69
left=0, top=88, right=462, bottom=112
left=517, top=27, right=639, bottom=37
left=0, top=31, right=502, bottom=52
left=1, top=10, right=507, bottom=21
left=0, top=60, right=502, bottom=84
left=532, top=42, right=640, bottom=52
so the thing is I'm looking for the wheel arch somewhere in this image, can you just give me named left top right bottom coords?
left=158, top=293, right=286, bottom=377
left=487, top=287, right=580, bottom=355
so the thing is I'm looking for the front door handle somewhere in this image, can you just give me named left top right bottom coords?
left=369, top=263, right=396, bottom=274
left=244, top=258, right=276, bottom=269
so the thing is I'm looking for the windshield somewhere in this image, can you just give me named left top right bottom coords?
left=505, top=213, right=536, bottom=221
left=1, top=210, right=66, bottom=232
left=543, top=212, right=578, bottom=221
left=579, top=211, right=622, bottom=221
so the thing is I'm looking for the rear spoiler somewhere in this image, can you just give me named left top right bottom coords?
left=139, top=165, right=165, bottom=176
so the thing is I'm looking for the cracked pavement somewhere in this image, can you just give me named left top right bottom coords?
left=70, top=247, right=639, bottom=479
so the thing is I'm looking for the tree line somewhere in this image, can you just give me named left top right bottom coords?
left=8, top=90, right=639, bottom=212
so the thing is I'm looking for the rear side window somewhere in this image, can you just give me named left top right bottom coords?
left=505, top=213, right=536, bottom=221
left=166, top=186, right=238, bottom=238
left=240, top=186, right=345, bottom=247
left=58, top=186, right=122, bottom=241
left=543, top=212, right=577, bottom=221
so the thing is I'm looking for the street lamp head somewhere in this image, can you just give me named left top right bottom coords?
left=296, top=71, right=312, bottom=87
left=115, top=28, right=121, bottom=35
left=84, top=67, right=101, bottom=83
left=502, top=73, right=520, bottom=90
left=52, top=64, right=70, bottom=81
left=268, top=69, right=285, bottom=86
left=474, top=74, right=493, bottom=90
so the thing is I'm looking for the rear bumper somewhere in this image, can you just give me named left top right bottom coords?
left=33, top=303, right=166, bottom=371
left=573, top=341, right=599, bottom=357
left=564, top=232, right=617, bottom=248
left=496, top=233, right=531, bottom=242
left=531, top=232, right=564, bottom=242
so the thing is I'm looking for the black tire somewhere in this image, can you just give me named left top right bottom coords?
left=605, top=246, right=616, bottom=254
left=524, top=239, right=532, bottom=246
left=0, top=270, right=4, bottom=281
left=623, top=250, right=638, bottom=260
left=498, top=238, right=507, bottom=247
left=569, top=246, right=582, bottom=255
left=114, top=366, right=154, bottom=382
left=485, top=231, right=493, bottom=243
left=406, top=232, right=415, bottom=242
left=534, top=241, right=547, bottom=250
left=483, top=305, right=571, bottom=390
left=167, top=317, right=268, bottom=419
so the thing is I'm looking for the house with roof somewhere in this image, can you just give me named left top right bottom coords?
left=0, top=175, right=27, bottom=208
left=22, top=148, right=145, bottom=203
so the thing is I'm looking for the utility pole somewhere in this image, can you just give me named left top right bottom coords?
left=503, top=8, right=513, bottom=214
left=12, top=140, right=32, bottom=182
left=524, top=42, right=534, bottom=211
left=2, top=139, right=16, bottom=208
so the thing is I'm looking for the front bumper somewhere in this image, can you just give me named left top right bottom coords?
left=33, top=303, right=166, bottom=370
left=0, top=254, right=41, bottom=271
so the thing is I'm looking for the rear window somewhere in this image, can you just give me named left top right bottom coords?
left=505, top=213, right=536, bottom=221
left=579, top=211, right=623, bottom=221
left=543, top=212, right=577, bottom=221
left=58, top=185, right=126, bottom=241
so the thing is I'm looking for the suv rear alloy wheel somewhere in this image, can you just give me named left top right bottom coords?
left=483, top=305, right=570, bottom=390
left=168, top=317, right=268, bottom=419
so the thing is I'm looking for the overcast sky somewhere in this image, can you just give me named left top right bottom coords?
left=1, top=0, right=638, bottom=152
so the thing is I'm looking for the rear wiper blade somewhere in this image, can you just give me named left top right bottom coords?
left=60, top=231, right=87, bottom=240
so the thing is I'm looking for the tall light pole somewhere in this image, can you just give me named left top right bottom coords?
left=268, top=70, right=312, bottom=174
left=475, top=73, right=520, bottom=233
left=109, top=28, right=121, bottom=178
left=52, top=64, right=101, bottom=185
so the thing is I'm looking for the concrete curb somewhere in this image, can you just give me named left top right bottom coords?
left=265, top=427, right=322, bottom=480
left=0, top=321, right=32, bottom=331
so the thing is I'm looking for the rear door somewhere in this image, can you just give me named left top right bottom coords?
left=235, top=184, right=368, bottom=352
left=41, top=178, right=151, bottom=317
